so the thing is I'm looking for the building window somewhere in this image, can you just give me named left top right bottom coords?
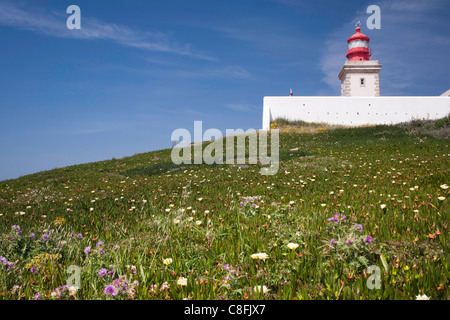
left=360, top=78, right=365, bottom=86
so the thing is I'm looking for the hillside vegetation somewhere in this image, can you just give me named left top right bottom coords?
left=0, top=117, right=448, bottom=300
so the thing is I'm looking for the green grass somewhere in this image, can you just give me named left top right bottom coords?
left=0, top=119, right=448, bottom=300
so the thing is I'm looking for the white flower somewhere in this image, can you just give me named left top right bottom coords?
left=289, top=201, right=295, bottom=205
left=68, top=286, right=78, bottom=296
left=163, top=258, right=173, bottom=265
left=173, top=219, right=180, bottom=225
left=253, top=285, right=270, bottom=294
left=415, top=294, right=430, bottom=300
left=165, top=208, right=171, bottom=213
left=440, top=184, right=449, bottom=190
left=204, top=210, right=210, bottom=214
left=187, top=217, right=194, bottom=222
left=437, top=196, right=445, bottom=201
left=380, top=204, right=387, bottom=209
left=251, top=253, right=269, bottom=260
left=287, top=243, right=299, bottom=250
left=177, top=277, right=188, bottom=286
left=196, top=220, right=202, bottom=226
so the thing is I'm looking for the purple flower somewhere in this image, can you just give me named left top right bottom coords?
left=30, top=266, right=36, bottom=273
left=345, top=239, right=352, bottom=245
left=84, top=246, right=91, bottom=254
left=0, top=256, right=7, bottom=264
left=366, top=236, right=372, bottom=244
left=329, top=238, right=336, bottom=247
left=98, top=268, right=107, bottom=277
left=327, top=217, right=338, bottom=223
left=34, top=293, right=41, bottom=300
left=103, top=285, right=117, bottom=296
left=96, top=241, right=104, bottom=247
left=342, top=215, right=346, bottom=221
left=11, top=225, right=20, bottom=230
left=30, top=233, right=35, bottom=239
left=109, top=269, right=115, bottom=276
left=240, top=202, right=244, bottom=207
left=223, top=264, right=230, bottom=270
left=77, top=233, right=83, bottom=239
left=42, top=234, right=49, bottom=241
left=99, top=248, right=105, bottom=255
left=356, top=224, right=363, bottom=232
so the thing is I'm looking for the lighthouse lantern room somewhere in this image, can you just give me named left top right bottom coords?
left=338, top=26, right=382, bottom=96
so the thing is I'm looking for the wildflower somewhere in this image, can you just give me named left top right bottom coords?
left=109, top=270, right=115, bottom=276
left=98, top=268, right=107, bottom=277
left=103, top=285, right=118, bottom=296
left=251, top=253, right=269, bottom=260
left=356, top=224, right=363, bottom=232
left=42, top=234, right=49, bottom=241
left=366, top=236, right=372, bottom=244
left=163, top=258, right=173, bottom=266
left=173, top=219, right=180, bottom=225
left=68, top=286, right=77, bottom=296
left=84, top=246, right=91, bottom=254
left=177, top=277, right=188, bottom=286
left=437, top=196, right=445, bottom=201
left=196, top=220, right=202, bottom=226
left=30, top=233, right=35, bottom=239
left=77, top=233, right=83, bottom=239
left=99, top=248, right=105, bottom=255
left=380, top=204, right=387, bottom=209
left=30, top=266, right=36, bottom=273
left=187, top=217, right=194, bottom=222
left=345, top=239, right=352, bottom=245
left=253, top=285, right=270, bottom=294
left=34, top=293, right=41, bottom=300
left=160, top=282, right=169, bottom=290
left=96, top=241, right=104, bottom=247
left=440, top=184, right=448, bottom=190
left=130, top=266, right=136, bottom=274
left=287, top=243, right=299, bottom=250
left=329, top=238, right=335, bottom=247
left=223, top=264, right=230, bottom=270
left=415, top=294, right=430, bottom=300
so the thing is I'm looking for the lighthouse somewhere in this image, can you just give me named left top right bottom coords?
left=338, top=26, right=382, bottom=96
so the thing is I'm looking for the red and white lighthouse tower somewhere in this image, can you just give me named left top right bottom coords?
left=338, top=26, right=382, bottom=96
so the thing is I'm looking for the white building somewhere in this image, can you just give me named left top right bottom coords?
left=262, top=27, right=449, bottom=130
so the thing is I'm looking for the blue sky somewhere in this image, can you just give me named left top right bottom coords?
left=0, top=0, right=449, bottom=181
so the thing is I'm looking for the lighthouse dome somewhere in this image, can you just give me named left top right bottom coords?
left=346, top=27, right=371, bottom=61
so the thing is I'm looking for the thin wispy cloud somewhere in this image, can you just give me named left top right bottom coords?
left=225, top=103, right=255, bottom=112
left=0, top=1, right=213, bottom=60
left=319, top=0, right=450, bottom=95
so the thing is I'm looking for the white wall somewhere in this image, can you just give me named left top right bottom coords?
left=262, top=96, right=450, bottom=130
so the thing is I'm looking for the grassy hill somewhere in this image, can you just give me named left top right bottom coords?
left=0, top=117, right=449, bottom=300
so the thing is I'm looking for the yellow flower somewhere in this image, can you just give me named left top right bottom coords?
left=287, top=243, right=299, bottom=250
